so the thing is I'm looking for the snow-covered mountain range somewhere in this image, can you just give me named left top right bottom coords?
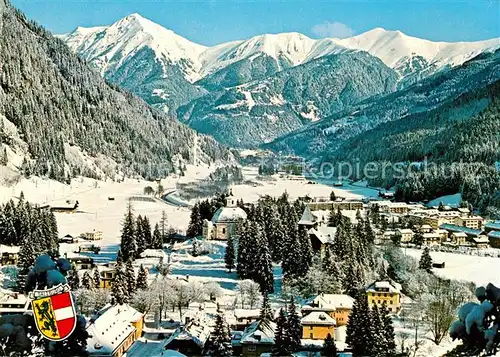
left=60, top=13, right=500, bottom=147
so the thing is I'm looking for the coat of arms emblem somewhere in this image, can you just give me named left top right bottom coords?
left=29, top=284, right=77, bottom=341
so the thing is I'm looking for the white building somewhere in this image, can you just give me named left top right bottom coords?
left=203, top=193, right=247, bottom=240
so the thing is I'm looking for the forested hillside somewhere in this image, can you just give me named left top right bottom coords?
left=0, top=1, right=232, bottom=182
left=332, top=80, right=500, bottom=216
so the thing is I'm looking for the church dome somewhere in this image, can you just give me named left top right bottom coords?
left=211, top=206, right=247, bottom=223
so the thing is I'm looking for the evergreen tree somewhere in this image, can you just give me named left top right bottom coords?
left=368, top=303, right=385, bottom=356
left=135, top=215, right=146, bottom=258
left=298, top=227, right=313, bottom=275
left=81, top=271, right=94, bottom=290
left=67, top=264, right=80, bottom=290
left=268, top=210, right=286, bottom=262
left=346, top=291, right=373, bottom=357
left=120, top=205, right=136, bottom=262
left=136, top=264, right=149, bottom=290
left=254, top=223, right=274, bottom=294
left=187, top=203, right=202, bottom=237
left=330, top=191, right=337, bottom=202
left=111, top=262, right=128, bottom=304
left=323, top=333, right=338, bottom=357
left=273, top=308, right=288, bottom=356
left=259, top=293, right=273, bottom=322
left=125, top=259, right=136, bottom=294
left=225, top=236, right=236, bottom=272
left=192, top=239, right=200, bottom=257
left=381, top=303, right=396, bottom=356
left=141, top=216, right=153, bottom=248
left=17, top=237, right=36, bottom=292
left=419, top=247, right=433, bottom=273
left=413, top=232, right=425, bottom=246
left=208, top=309, right=233, bottom=356
left=364, top=217, right=375, bottom=245
left=328, top=207, right=342, bottom=227
left=93, top=268, right=101, bottom=289
left=281, top=220, right=302, bottom=281
left=285, top=298, right=302, bottom=352
left=152, top=223, right=162, bottom=249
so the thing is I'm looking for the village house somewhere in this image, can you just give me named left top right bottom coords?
left=239, top=320, right=276, bottom=357
left=50, top=200, right=79, bottom=213
left=301, top=311, right=336, bottom=340
left=420, top=224, right=433, bottom=233
left=86, top=304, right=144, bottom=357
left=366, top=281, right=402, bottom=313
left=59, top=234, right=77, bottom=244
left=440, top=224, right=483, bottom=239
left=0, top=245, right=19, bottom=265
left=454, top=215, right=484, bottom=230
left=65, top=254, right=94, bottom=270
left=395, top=228, right=414, bottom=243
left=98, top=266, right=117, bottom=289
left=450, top=232, right=468, bottom=246
left=163, top=314, right=212, bottom=356
left=307, top=226, right=337, bottom=251
left=0, top=292, right=30, bottom=315
left=85, top=230, right=103, bottom=241
left=424, top=211, right=460, bottom=229
left=301, top=294, right=354, bottom=326
left=232, top=309, right=261, bottom=331
left=472, top=235, right=490, bottom=249
left=298, top=205, right=320, bottom=230
left=422, top=232, right=442, bottom=246
left=307, top=200, right=364, bottom=211
left=203, top=193, right=247, bottom=240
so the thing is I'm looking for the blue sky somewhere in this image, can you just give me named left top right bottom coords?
left=10, top=0, right=500, bottom=46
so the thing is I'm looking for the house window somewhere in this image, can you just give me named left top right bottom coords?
left=222, top=228, right=226, bottom=234
left=248, top=345, right=256, bottom=352
left=310, top=333, right=313, bottom=339
left=310, top=326, right=313, bottom=330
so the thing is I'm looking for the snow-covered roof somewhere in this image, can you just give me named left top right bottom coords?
left=86, top=304, right=143, bottom=356
left=240, top=320, right=276, bottom=345
left=473, top=236, right=489, bottom=244
left=298, top=206, right=316, bottom=225
left=0, top=292, right=29, bottom=313
left=140, top=249, right=168, bottom=259
left=485, top=221, right=500, bottom=231
left=366, top=281, right=401, bottom=294
left=421, top=224, right=433, bottom=229
left=301, top=311, right=336, bottom=326
left=164, top=314, right=213, bottom=349
left=234, top=308, right=261, bottom=320
left=451, top=232, right=468, bottom=237
left=423, top=232, right=441, bottom=238
left=0, top=245, right=19, bottom=254
left=211, top=206, right=247, bottom=223
left=308, top=226, right=337, bottom=244
left=303, top=294, right=354, bottom=312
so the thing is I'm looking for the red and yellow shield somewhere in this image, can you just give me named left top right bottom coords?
left=31, top=285, right=77, bottom=341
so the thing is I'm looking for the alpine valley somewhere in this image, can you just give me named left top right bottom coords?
left=60, top=14, right=500, bottom=147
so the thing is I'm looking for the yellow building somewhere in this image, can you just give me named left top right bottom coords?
left=301, top=294, right=354, bottom=326
left=366, top=281, right=401, bottom=313
left=301, top=311, right=336, bottom=340
left=99, top=268, right=116, bottom=289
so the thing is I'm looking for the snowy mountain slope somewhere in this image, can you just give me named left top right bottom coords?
left=60, top=13, right=499, bottom=146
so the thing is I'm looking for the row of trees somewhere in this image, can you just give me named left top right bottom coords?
left=119, top=205, right=169, bottom=262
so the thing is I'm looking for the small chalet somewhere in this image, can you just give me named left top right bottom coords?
left=301, top=294, right=354, bottom=326
left=98, top=266, right=116, bottom=289
left=422, top=232, right=441, bottom=246
left=308, top=226, right=337, bottom=251
left=50, top=200, right=79, bottom=213
left=240, top=320, right=276, bottom=357
left=472, top=235, right=489, bottom=249
left=86, top=304, right=144, bottom=357
left=0, top=245, right=19, bottom=265
left=233, top=309, right=261, bottom=330
left=65, top=253, right=94, bottom=270
left=395, top=228, right=413, bottom=243
left=59, top=234, right=77, bottom=244
left=450, top=232, right=468, bottom=245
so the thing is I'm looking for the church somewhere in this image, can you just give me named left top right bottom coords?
left=202, top=192, right=247, bottom=240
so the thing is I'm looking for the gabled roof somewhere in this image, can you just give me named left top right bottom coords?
left=164, top=314, right=213, bottom=349
left=86, top=304, right=143, bottom=356
left=366, top=280, right=401, bottom=294
left=298, top=206, right=316, bottom=225
left=240, top=320, right=276, bottom=345
left=303, top=294, right=354, bottom=312
left=301, top=311, right=336, bottom=326
left=0, top=245, right=20, bottom=254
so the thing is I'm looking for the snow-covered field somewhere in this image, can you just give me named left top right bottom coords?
left=405, top=248, right=500, bottom=288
